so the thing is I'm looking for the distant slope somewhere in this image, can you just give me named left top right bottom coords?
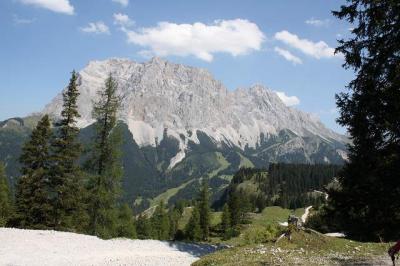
left=216, top=165, right=341, bottom=211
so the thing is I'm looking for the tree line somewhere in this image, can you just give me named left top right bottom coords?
left=0, top=70, right=224, bottom=242
left=217, top=164, right=340, bottom=216
left=0, top=72, right=135, bottom=239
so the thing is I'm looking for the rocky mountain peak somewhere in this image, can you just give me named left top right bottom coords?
left=43, top=57, right=347, bottom=167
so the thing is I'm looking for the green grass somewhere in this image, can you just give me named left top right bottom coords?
left=194, top=230, right=391, bottom=266
left=178, top=208, right=222, bottom=231
left=207, top=152, right=230, bottom=178
left=237, top=152, right=254, bottom=168
left=149, top=179, right=195, bottom=207
left=210, top=212, right=222, bottom=227
left=252, top=206, right=304, bottom=227
left=194, top=206, right=391, bottom=265
left=218, top=206, right=304, bottom=246
left=178, top=207, right=193, bottom=230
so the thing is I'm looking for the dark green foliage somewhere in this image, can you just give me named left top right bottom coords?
left=0, top=162, right=13, bottom=226
left=266, top=164, right=340, bottom=209
left=15, top=115, right=53, bottom=229
left=305, top=206, right=340, bottom=234
left=198, top=179, right=211, bottom=240
left=116, top=204, right=137, bottom=238
left=220, top=165, right=340, bottom=215
left=49, top=71, right=86, bottom=231
left=86, top=74, right=123, bottom=238
left=151, top=201, right=170, bottom=240
left=220, top=204, right=231, bottom=240
left=326, top=0, right=400, bottom=241
left=185, top=205, right=202, bottom=241
left=227, top=191, right=246, bottom=226
left=168, top=207, right=181, bottom=240
left=136, top=214, right=153, bottom=239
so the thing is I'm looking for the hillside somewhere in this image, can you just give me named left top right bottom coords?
left=216, top=165, right=340, bottom=211
left=191, top=206, right=392, bottom=265
left=194, top=230, right=392, bottom=265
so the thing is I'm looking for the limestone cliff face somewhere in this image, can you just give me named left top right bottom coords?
left=43, top=57, right=347, bottom=167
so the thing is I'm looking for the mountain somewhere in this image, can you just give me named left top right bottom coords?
left=0, top=57, right=347, bottom=210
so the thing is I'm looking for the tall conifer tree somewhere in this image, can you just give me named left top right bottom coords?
left=50, top=70, right=86, bottom=230
left=151, top=201, right=170, bottom=240
left=198, top=178, right=210, bottom=240
left=87, top=73, right=123, bottom=238
left=16, top=115, right=52, bottom=228
left=221, top=203, right=231, bottom=238
left=185, top=205, right=202, bottom=241
left=327, top=0, right=400, bottom=241
left=116, top=203, right=137, bottom=238
left=0, top=162, right=13, bottom=226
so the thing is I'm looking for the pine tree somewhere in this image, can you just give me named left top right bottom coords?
left=221, top=203, right=231, bottom=238
left=168, top=207, right=181, bottom=240
left=228, top=192, right=241, bottom=226
left=151, top=201, right=170, bottom=240
left=50, top=70, right=86, bottom=231
left=198, top=178, right=210, bottom=240
left=185, top=205, right=202, bottom=241
left=136, top=214, right=153, bottom=239
left=87, top=74, right=123, bottom=238
left=116, top=204, right=137, bottom=238
left=15, top=115, right=52, bottom=229
left=326, top=0, right=400, bottom=241
left=0, top=162, right=13, bottom=226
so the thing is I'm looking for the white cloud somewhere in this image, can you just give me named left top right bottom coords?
left=18, top=0, right=74, bottom=15
left=275, top=91, right=300, bottom=106
left=13, top=14, right=35, bottom=24
left=114, top=13, right=134, bottom=27
left=112, top=0, right=129, bottom=7
left=80, top=21, right=110, bottom=34
left=275, top=30, right=336, bottom=59
left=122, top=19, right=265, bottom=62
left=274, top=47, right=302, bottom=65
left=305, top=18, right=330, bottom=27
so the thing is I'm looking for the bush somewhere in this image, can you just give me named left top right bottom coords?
left=243, top=225, right=279, bottom=244
left=223, top=227, right=240, bottom=240
left=305, top=207, right=340, bottom=233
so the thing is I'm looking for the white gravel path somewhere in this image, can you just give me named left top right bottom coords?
left=0, top=228, right=219, bottom=266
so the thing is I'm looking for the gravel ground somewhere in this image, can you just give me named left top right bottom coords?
left=0, top=228, right=219, bottom=266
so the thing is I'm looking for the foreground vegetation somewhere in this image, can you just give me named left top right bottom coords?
left=194, top=231, right=390, bottom=266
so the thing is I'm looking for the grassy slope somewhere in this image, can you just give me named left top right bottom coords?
left=194, top=231, right=390, bottom=266
left=149, top=179, right=195, bottom=207
left=207, top=152, right=230, bottom=178
left=238, top=152, right=254, bottom=168
left=178, top=207, right=222, bottom=230
left=194, top=207, right=391, bottom=265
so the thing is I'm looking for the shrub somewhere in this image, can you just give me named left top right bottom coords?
left=243, top=224, right=279, bottom=244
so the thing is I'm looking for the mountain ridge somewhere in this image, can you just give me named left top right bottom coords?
left=42, top=57, right=347, bottom=169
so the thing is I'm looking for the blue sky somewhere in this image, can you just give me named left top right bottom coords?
left=0, top=0, right=353, bottom=133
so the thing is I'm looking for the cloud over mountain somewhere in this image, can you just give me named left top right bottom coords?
left=275, top=30, right=336, bottom=59
left=122, top=19, right=265, bottom=62
left=274, top=91, right=300, bottom=106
